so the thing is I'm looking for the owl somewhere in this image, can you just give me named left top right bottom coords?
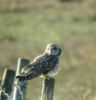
left=16, top=43, right=62, bottom=81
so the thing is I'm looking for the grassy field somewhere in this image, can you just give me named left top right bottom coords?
left=0, top=0, right=96, bottom=100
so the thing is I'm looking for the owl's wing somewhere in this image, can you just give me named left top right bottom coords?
left=16, top=55, right=59, bottom=81
left=16, top=64, right=45, bottom=81
left=16, top=55, right=48, bottom=81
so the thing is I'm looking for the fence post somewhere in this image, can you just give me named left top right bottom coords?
left=13, top=58, right=30, bottom=100
left=0, top=68, right=15, bottom=100
left=41, top=77, right=55, bottom=100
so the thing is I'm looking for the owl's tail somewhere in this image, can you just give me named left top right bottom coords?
left=16, top=71, right=41, bottom=81
left=16, top=75, right=28, bottom=81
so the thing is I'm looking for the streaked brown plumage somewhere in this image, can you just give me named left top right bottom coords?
left=16, top=43, right=62, bottom=81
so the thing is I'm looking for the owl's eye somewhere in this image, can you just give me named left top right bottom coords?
left=53, top=47, right=57, bottom=50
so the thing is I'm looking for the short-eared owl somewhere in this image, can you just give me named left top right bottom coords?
left=16, top=43, right=62, bottom=81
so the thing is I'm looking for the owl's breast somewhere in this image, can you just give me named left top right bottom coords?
left=43, top=56, right=59, bottom=75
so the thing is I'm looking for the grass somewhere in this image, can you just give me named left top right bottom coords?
left=0, top=0, right=96, bottom=100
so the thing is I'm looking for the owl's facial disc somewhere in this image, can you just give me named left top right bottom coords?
left=45, top=43, right=62, bottom=56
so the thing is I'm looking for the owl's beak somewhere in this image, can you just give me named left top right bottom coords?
left=58, top=48, right=62, bottom=55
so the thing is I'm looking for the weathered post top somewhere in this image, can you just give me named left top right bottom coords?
left=41, top=77, right=55, bottom=100
left=13, top=58, right=30, bottom=100
left=0, top=68, right=15, bottom=100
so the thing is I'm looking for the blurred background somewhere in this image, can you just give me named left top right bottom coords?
left=0, top=0, right=96, bottom=100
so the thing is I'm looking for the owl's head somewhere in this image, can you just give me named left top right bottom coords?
left=45, top=43, right=62, bottom=56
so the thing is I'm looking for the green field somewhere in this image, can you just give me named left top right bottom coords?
left=0, top=0, right=96, bottom=100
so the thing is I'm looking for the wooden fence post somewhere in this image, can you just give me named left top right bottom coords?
left=13, top=58, right=30, bottom=100
left=0, top=68, right=15, bottom=100
left=41, top=77, right=55, bottom=100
